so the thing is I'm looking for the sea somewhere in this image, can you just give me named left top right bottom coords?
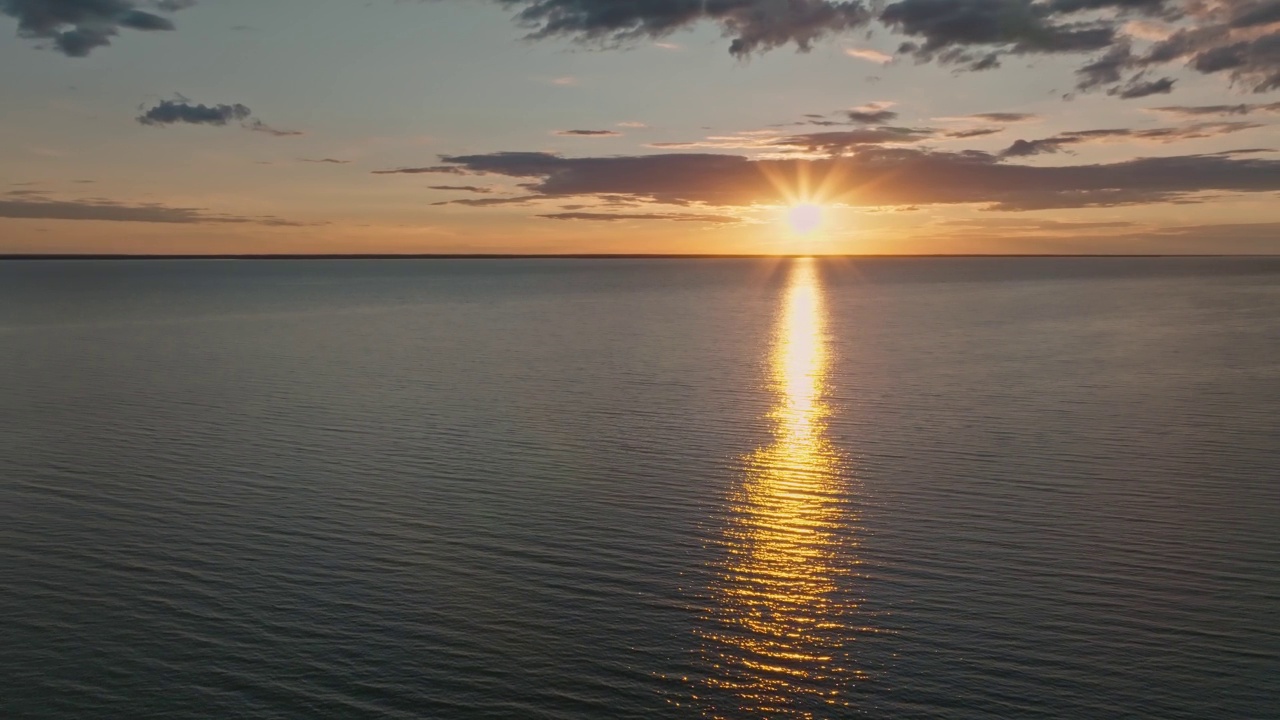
left=2, top=257, right=1278, bottom=719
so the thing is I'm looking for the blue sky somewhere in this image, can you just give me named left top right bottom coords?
left=2, top=0, right=1279, bottom=253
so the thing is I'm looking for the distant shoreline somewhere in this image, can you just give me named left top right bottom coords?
left=2, top=254, right=1274, bottom=261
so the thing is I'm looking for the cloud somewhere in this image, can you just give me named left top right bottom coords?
left=425, top=146, right=1280, bottom=211
left=965, top=112, right=1042, bottom=123
left=772, top=127, right=935, bottom=151
left=843, top=102, right=899, bottom=123
left=137, top=99, right=251, bottom=127
left=881, top=0, right=1116, bottom=69
left=245, top=119, right=304, bottom=137
left=554, top=129, right=623, bottom=136
left=1, top=0, right=190, bottom=56
left=845, top=47, right=893, bottom=62
left=371, top=165, right=472, bottom=175
left=1129, top=5, right=1280, bottom=94
left=945, top=127, right=1004, bottom=138
left=0, top=196, right=309, bottom=225
left=1148, top=101, right=1280, bottom=116
left=1000, top=121, right=1263, bottom=156
left=494, top=0, right=873, bottom=57
left=1108, top=75, right=1175, bottom=98
left=427, top=185, right=494, bottom=193
left=536, top=211, right=740, bottom=224
left=431, top=194, right=544, bottom=207
left=478, top=0, right=1272, bottom=96
left=301, top=158, right=352, bottom=164
left=617, top=121, right=648, bottom=128
left=136, top=97, right=302, bottom=136
left=939, top=218, right=1137, bottom=230
left=647, top=125, right=931, bottom=151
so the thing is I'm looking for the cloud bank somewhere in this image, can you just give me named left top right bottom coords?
left=0, top=196, right=308, bottom=225
left=377, top=147, right=1280, bottom=211
left=494, top=0, right=873, bottom=57
left=12, top=0, right=1279, bottom=98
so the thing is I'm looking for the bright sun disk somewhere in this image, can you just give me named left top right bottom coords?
left=786, top=204, right=823, bottom=235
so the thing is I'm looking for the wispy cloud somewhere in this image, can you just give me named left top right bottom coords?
left=537, top=211, right=739, bottom=224
left=371, top=165, right=472, bottom=175
left=0, top=196, right=311, bottom=225
left=1000, top=122, right=1263, bottom=157
left=554, top=129, right=623, bottom=137
left=245, top=119, right=304, bottom=137
left=1148, top=102, right=1280, bottom=117
left=940, top=112, right=1042, bottom=124
left=844, top=47, right=892, bottom=63
left=427, top=185, right=494, bottom=194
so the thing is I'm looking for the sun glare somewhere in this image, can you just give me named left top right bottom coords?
left=786, top=203, right=823, bottom=235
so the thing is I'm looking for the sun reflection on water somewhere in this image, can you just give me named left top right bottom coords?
left=696, top=258, right=866, bottom=719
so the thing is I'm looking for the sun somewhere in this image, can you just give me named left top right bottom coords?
left=786, top=203, right=823, bottom=235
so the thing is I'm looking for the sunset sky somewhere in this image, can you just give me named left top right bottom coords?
left=2, top=0, right=1279, bottom=254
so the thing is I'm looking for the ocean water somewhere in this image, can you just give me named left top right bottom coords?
left=2, top=257, right=1278, bottom=719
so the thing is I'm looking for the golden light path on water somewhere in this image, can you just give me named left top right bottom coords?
left=697, top=258, right=867, bottom=719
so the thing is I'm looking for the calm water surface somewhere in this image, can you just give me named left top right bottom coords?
left=2, top=258, right=1278, bottom=719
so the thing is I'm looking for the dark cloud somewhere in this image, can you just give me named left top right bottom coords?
left=137, top=100, right=251, bottom=127
left=1109, top=75, right=1175, bottom=98
left=945, top=127, right=1004, bottom=138
left=880, top=0, right=1115, bottom=65
left=245, top=119, right=304, bottom=137
left=1000, top=121, right=1262, bottom=156
left=1076, top=41, right=1134, bottom=90
left=0, top=196, right=309, bottom=225
left=536, top=211, right=740, bottom=223
left=426, top=146, right=1280, bottom=211
left=1135, top=7, right=1280, bottom=93
left=301, top=158, right=352, bottom=164
left=554, top=129, right=623, bottom=136
left=1045, top=0, right=1172, bottom=15
left=432, top=194, right=543, bottom=207
left=476, top=0, right=1275, bottom=95
left=1149, top=101, right=1280, bottom=116
left=2, top=0, right=189, bottom=56
left=428, top=185, right=494, bottom=193
left=772, top=127, right=934, bottom=152
left=1190, top=33, right=1280, bottom=92
left=371, top=165, right=471, bottom=175
left=136, top=98, right=302, bottom=137
left=844, top=106, right=899, bottom=123
left=966, top=112, right=1041, bottom=122
left=1230, top=1, right=1280, bottom=29
left=493, top=0, right=872, bottom=57
left=784, top=103, right=899, bottom=127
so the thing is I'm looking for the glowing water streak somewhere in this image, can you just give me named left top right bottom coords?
left=697, top=259, right=866, bottom=719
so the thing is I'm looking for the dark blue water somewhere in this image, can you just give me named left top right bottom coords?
left=2, top=258, right=1278, bottom=718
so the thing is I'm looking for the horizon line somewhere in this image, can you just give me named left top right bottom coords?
left=3, top=253, right=1277, bottom=261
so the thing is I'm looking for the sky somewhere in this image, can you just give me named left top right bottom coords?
left=2, top=0, right=1279, bottom=255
